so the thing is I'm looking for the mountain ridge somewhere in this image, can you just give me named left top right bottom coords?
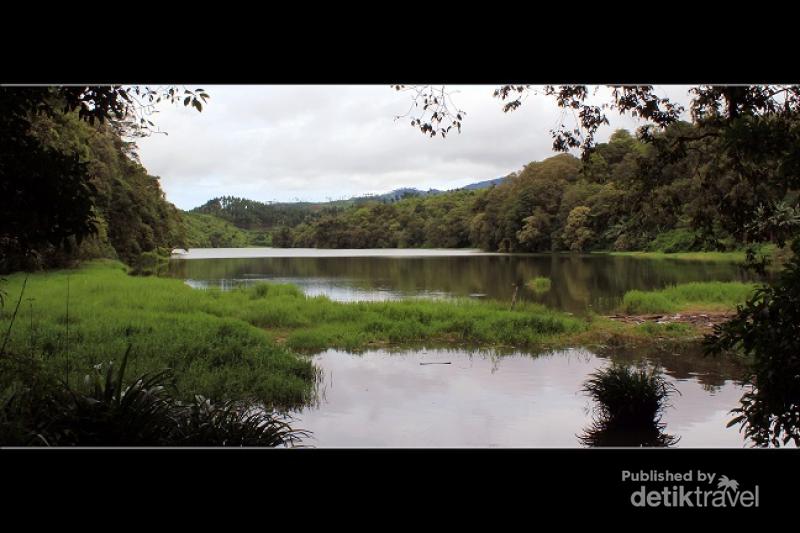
left=191, top=176, right=508, bottom=211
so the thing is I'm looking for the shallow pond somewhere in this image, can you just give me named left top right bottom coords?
left=292, top=346, right=750, bottom=448
left=169, top=248, right=760, bottom=314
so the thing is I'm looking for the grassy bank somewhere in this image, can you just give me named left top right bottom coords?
left=619, top=281, right=759, bottom=314
left=0, top=261, right=315, bottom=407
left=605, top=243, right=790, bottom=265
left=0, top=261, right=585, bottom=406
left=607, top=251, right=749, bottom=263
left=0, top=262, right=759, bottom=407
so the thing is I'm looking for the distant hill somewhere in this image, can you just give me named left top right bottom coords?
left=358, top=187, right=442, bottom=203
left=191, top=176, right=510, bottom=230
left=362, top=177, right=507, bottom=202
left=462, top=177, right=507, bottom=190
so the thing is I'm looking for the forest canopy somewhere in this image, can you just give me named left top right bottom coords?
left=192, top=124, right=797, bottom=255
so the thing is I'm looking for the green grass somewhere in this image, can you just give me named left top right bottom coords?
left=606, top=243, right=788, bottom=265
left=606, top=250, right=750, bottom=263
left=2, top=262, right=752, bottom=408
left=619, top=281, right=759, bottom=314
left=274, top=295, right=586, bottom=353
left=0, top=261, right=315, bottom=408
left=0, top=261, right=587, bottom=406
left=526, top=276, right=551, bottom=294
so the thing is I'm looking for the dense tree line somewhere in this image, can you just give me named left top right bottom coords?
left=0, top=86, right=209, bottom=273
left=1, top=108, right=185, bottom=272
left=182, top=212, right=271, bottom=248
left=194, top=196, right=327, bottom=229
left=215, top=124, right=794, bottom=253
left=27, top=111, right=186, bottom=265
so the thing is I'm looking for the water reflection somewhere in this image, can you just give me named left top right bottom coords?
left=291, top=347, right=747, bottom=447
left=579, top=420, right=680, bottom=447
left=578, top=364, right=681, bottom=447
left=169, top=249, right=763, bottom=314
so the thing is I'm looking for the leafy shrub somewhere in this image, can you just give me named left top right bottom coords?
left=129, top=249, right=170, bottom=276
left=0, top=348, right=310, bottom=447
left=706, top=239, right=800, bottom=447
left=646, top=228, right=700, bottom=253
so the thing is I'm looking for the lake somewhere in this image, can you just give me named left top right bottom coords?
left=169, top=248, right=760, bottom=447
left=168, top=248, right=759, bottom=314
left=291, top=346, right=749, bottom=447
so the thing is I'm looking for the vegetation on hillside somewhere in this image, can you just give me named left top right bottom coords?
left=181, top=212, right=262, bottom=248
left=188, top=127, right=797, bottom=261
left=0, top=86, right=207, bottom=274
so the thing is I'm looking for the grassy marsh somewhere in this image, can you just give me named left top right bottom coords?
left=0, top=262, right=760, bottom=408
left=606, top=243, right=791, bottom=266
left=0, top=261, right=585, bottom=406
left=619, top=281, right=759, bottom=315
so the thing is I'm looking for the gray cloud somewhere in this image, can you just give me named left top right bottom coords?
left=135, top=85, right=693, bottom=210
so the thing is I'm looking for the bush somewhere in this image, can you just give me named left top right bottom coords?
left=583, top=364, right=676, bottom=426
left=129, top=249, right=170, bottom=276
left=646, top=228, right=700, bottom=253
left=706, top=238, right=800, bottom=447
left=0, top=348, right=310, bottom=447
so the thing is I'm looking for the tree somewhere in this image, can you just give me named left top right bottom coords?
left=0, top=86, right=209, bottom=272
left=398, top=83, right=800, bottom=446
left=562, top=206, right=593, bottom=252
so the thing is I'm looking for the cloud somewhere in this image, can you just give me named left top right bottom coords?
left=135, top=85, right=694, bottom=210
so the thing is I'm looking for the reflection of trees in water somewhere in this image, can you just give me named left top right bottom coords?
left=169, top=255, right=756, bottom=314
left=596, top=343, right=749, bottom=390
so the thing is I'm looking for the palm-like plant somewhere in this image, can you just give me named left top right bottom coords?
left=41, top=346, right=176, bottom=445
left=1, top=345, right=311, bottom=447
left=173, top=396, right=310, bottom=447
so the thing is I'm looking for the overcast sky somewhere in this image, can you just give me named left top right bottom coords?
left=134, top=85, right=694, bottom=210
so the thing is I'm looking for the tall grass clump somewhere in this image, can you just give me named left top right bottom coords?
left=583, top=364, right=676, bottom=426
left=526, top=276, right=551, bottom=294
left=580, top=363, right=679, bottom=447
left=0, top=348, right=309, bottom=446
left=620, top=281, right=758, bottom=314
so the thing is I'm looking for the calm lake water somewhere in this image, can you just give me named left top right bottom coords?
left=170, top=248, right=761, bottom=447
left=168, top=247, right=759, bottom=314
left=292, top=346, right=750, bottom=448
